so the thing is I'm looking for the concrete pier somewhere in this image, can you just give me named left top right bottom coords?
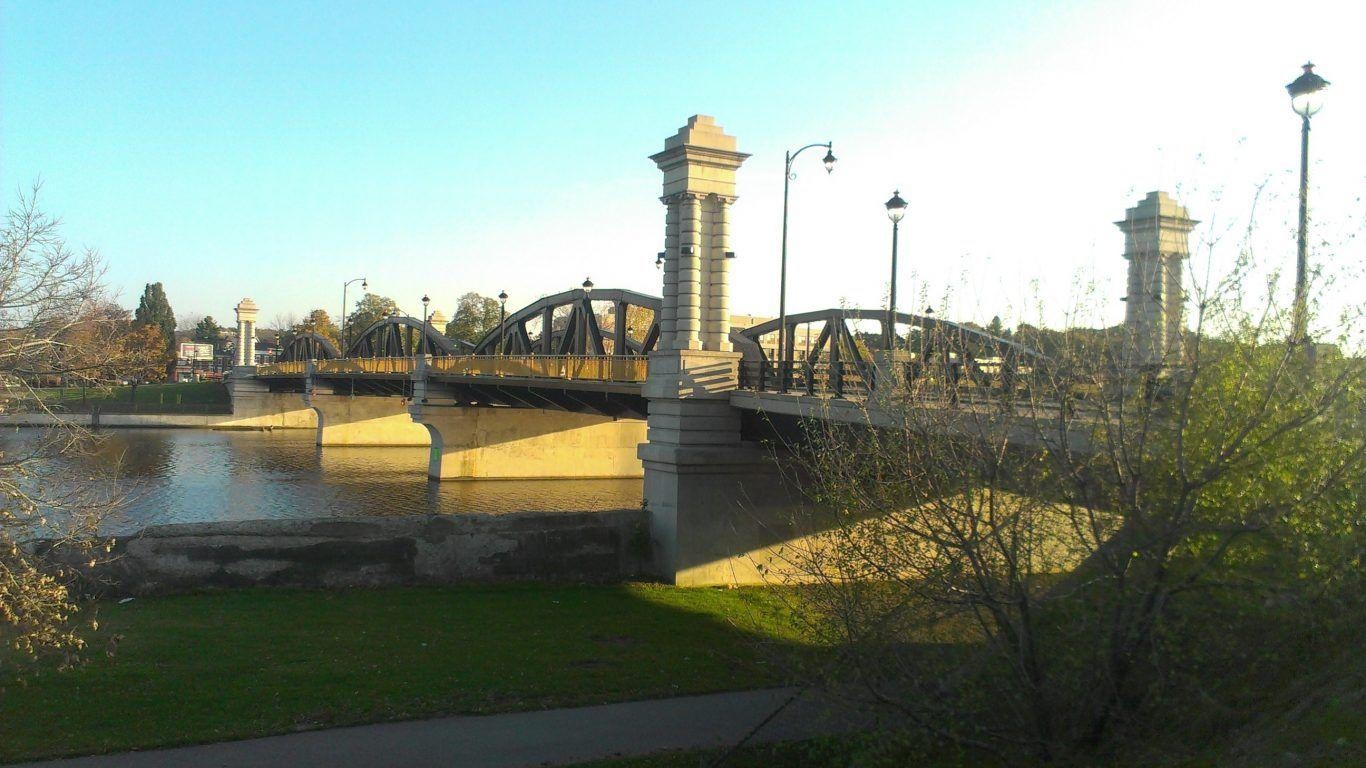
left=410, top=402, right=645, bottom=481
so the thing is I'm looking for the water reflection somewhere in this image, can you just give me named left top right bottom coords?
left=6, top=429, right=642, bottom=534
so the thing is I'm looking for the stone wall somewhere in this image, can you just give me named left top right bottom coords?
left=49, top=511, right=651, bottom=596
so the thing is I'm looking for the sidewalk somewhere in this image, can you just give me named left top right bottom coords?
left=15, top=687, right=863, bottom=768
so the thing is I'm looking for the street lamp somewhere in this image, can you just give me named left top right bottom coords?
left=341, top=277, right=367, bottom=353
left=884, top=189, right=908, bottom=351
left=778, top=140, right=836, bottom=391
left=421, top=294, right=431, bottom=354
left=1286, top=61, right=1330, bottom=364
left=581, top=278, right=594, bottom=355
left=497, top=290, right=508, bottom=355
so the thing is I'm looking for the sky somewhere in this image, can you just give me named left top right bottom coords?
left=2, top=0, right=1362, bottom=338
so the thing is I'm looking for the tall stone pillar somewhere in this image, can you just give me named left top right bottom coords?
left=1117, top=192, right=1197, bottom=368
left=642, top=116, right=760, bottom=585
left=650, top=116, right=749, bottom=352
left=234, top=298, right=259, bottom=368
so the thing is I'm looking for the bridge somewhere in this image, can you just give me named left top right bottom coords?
left=220, top=115, right=1187, bottom=587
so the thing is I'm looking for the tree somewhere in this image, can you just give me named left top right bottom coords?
left=133, top=282, right=175, bottom=378
left=191, top=315, right=224, bottom=346
left=290, top=309, right=340, bottom=347
left=444, top=292, right=502, bottom=345
left=774, top=263, right=1364, bottom=762
left=344, top=294, right=399, bottom=346
left=0, top=187, right=124, bottom=669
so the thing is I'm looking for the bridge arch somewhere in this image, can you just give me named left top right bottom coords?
left=472, top=288, right=661, bottom=356
left=277, top=332, right=341, bottom=362
left=346, top=316, right=467, bottom=358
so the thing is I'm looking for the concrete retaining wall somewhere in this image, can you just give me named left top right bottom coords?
left=46, top=511, right=651, bottom=595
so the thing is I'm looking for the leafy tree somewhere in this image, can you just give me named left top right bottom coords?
left=289, top=309, right=340, bottom=347
left=191, top=315, right=224, bottom=345
left=344, top=294, right=399, bottom=347
left=444, top=292, right=502, bottom=345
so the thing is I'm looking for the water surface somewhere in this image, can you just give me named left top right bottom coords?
left=6, top=428, right=642, bottom=534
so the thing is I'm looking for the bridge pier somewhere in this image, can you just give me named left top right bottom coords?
left=305, top=381, right=430, bottom=447
left=222, top=369, right=317, bottom=429
left=410, top=361, right=646, bottom=481
left=410, top=402, right=646, bottom=481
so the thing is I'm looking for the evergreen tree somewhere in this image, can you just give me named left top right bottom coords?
left=192, top=315, right=224, bottom=345
left=133, top=282, right=176, bottom=376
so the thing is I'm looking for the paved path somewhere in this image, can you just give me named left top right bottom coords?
left=15, top=687, right=862, bottom=768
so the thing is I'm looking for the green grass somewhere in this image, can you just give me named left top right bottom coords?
left=35, top=381, right=229, bottom=407
left=0, top=584, right=810, bottom=764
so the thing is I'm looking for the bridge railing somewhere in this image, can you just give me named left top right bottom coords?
left=430, top=355, right=649, bottom=383
left=739, top=356, right=1056, bottom=406
left=256, top=360, right=307, bottom=376
left=315, top=357, right=418, bottom=375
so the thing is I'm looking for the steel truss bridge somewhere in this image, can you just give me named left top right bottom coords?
left=256, top=285, right=1052, bottom=419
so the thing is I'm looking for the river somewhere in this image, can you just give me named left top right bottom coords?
left=7, top=428, right=643, bottom=534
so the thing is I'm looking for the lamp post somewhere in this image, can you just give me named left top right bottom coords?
left=1286, top=62, right=1329, bottom=365
left=341, top=277, right=367, bottom=353
left=581, top=278, right=594, bottom=355
left=497, top=290, right=508, bottom=355
left=884, top=190, right=908, bottom=351
left=777, top=141, right=836, bottom=391
left=421, top=294, right=431, bottom=354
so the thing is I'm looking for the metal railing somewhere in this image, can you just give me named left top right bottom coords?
left=256, top=360, right=308, bottom=376
left=739, top=357, right=1046, bottom=404
left=430, top=355, right=649, bottom=383
left=315, top=357, right=418, bottom=375
left=260, top=355, right=649, bottom=384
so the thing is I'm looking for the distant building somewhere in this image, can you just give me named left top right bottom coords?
left=1117, top=191, right=1197, bottom=368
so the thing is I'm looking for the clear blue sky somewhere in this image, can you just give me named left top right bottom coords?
left=2, top=0, right=1361, bottom=337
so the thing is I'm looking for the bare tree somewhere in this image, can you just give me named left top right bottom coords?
left=771, top=251, right=1364, bottom=761
left=0, top=186, right=128, bottom=670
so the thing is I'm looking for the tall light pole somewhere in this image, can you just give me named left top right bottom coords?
left=497, top=290, right=508, bottom=355
left=421, top=294, right=431, bottom=354
left=778, top=141, right=836, bottom=391
left=341, top=276, right=367, bottom=354
left=884, top=190, right=908, bottom=351
left=581, top=277, right=594, bottom=355
left=1286, top=62, right=1329, bottom=365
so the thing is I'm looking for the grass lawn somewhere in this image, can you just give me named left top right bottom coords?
left=35, top=381, right=229, bottom=407
left=0, top=584, right=811, bottom=763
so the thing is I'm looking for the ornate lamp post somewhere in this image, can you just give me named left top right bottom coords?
left=421, top=294, right=431, bottom=354
left=884, top=190, right=908, bottom=350
left=497, top=290, right=508, bottom=355
left=777, top=141, right=836, bottom=391
left=341, top=277, right=367, bottom=353
left=1286, top=62, right=1330, bottom=364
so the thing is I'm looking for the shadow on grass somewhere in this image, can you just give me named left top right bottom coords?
left=0, top=583, right=815, bottom=764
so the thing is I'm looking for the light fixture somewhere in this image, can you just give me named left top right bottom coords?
left=822, top=147, right=837, bottom=173
left=582, top=277, right=594, bottom=295
left=656, top=251, right=665, bottom=269
left=885, top=190, right=907, bottom=223
left=1287, top=62, right=1329, bottom=118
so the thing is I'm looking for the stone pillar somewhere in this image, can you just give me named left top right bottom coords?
left=708, top=198, right=733, bottom=352
left=1116, top=192, right=1197, bottom=368
left=234, top=298, right=259, bottom=368
left=642, top=117, right=761, bottom=585
left=650, top=115, right=749, bottom=354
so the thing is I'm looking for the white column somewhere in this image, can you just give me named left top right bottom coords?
left=675, top=193, right=703, bottom=350
left=706, top=196, right=733, bottom=352
left=659, top=196, right=680, bottom=350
